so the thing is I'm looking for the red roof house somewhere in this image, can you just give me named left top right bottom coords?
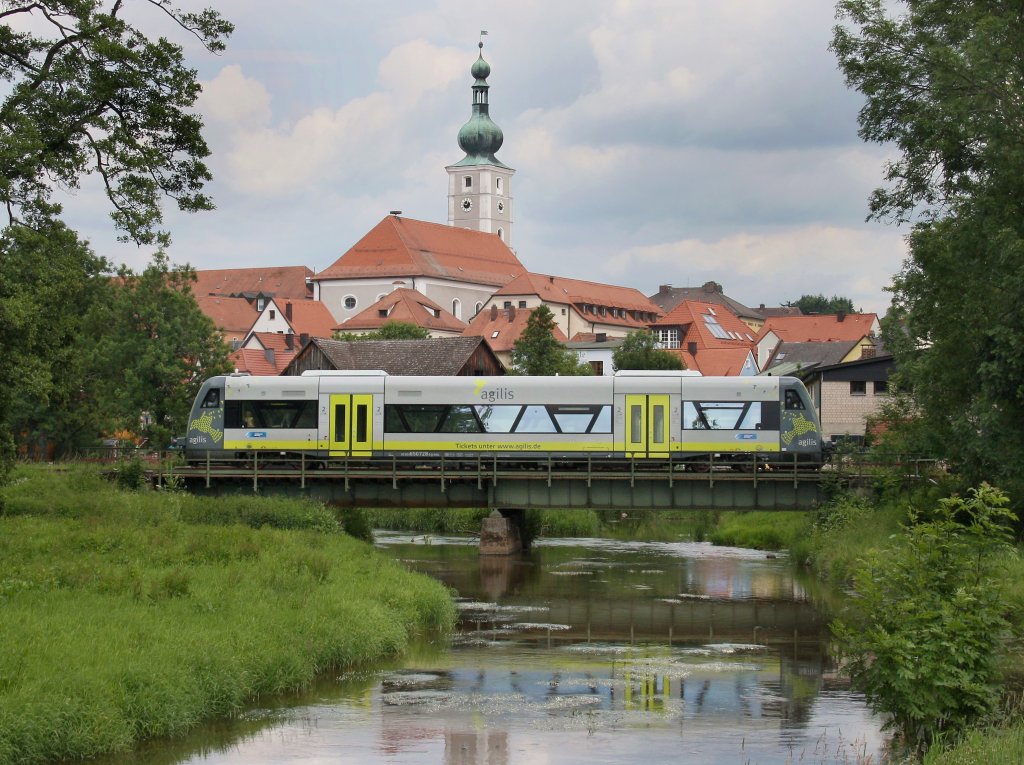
left=337, top=288, right=467, bottom=337
left=652, top=300, right=760, bottom=376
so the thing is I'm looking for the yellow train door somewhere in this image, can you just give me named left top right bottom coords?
left=624, top=394, right=671, bottom=458
left=328, top=393, right=374, bottom=457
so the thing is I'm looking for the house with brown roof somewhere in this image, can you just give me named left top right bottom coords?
left=311, top=214, right=527, bottom=327
left=193, top=266, right=314, bottom=307
left=463, top=304, right=570, bottom=368
left=195, top=295, right=260, bottom=349
left=755, top=312, right=880, bottom=370
left=246, top=298, right=337, bottom=341
left=649, top=282, right=765, bottom=331
left=230, top=332, right=300, bottom=375
left=481, top=272, right=661, bottom=343
left=651, top=300, right=760, bottom=376
left=336, top=288, right=467, bottom=337
left=283, top=336, right=504, bottom=376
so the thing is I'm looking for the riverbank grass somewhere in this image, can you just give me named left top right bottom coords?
left=0, top=465, right=455, bottom=765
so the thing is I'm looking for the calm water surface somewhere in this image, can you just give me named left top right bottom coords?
left=105, top=534, right=887, bottom=765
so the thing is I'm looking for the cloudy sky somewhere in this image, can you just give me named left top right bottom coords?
left=59, top=0, right=909, bottom=315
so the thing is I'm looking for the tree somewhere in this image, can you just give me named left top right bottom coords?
left=0, top=1, right=233, bottom=245
left=832, top=1, right=1024, bottom=504
left=612, top=331, right=686, bottom=372
left=510, top=305, right=591, bottom=376
left=333, top=321, right=431, bottom=341
left=0, top=212, right=113, bottom=465
left=91, top=254, right=233, bottom=446
left=786, top=294, right=856, bottom=315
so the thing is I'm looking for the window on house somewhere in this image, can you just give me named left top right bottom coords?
left=452, top=299, right=461, bottom=319
left=475, top=302, right=483, bottom=315
left=256, top=298, right=265, bottom=311
left=378, top=309, right=388, bottom=318
left=656, top=328, right=679, bottom=349
left=590, top=360, right=604, bottom=375
left=518, top=300, right=526, bottom=308
left=850, top=381, right=867, bottom=396
left=496, top=177, right=503, bottom=192
left=874, top=380, right=888, bottom=395
left=269, top=310, right=275, bottom=320
left=497, top=228, right=504, bottom=240
left=344, top=295, right=357, bottom=310
left=503, top=301, right=512, bottom=309
left=464, top=176, right=472, bottom=188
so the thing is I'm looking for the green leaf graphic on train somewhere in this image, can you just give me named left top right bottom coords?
left=781, top=414, right=816, bottom=446
left=193, top=411, right=223, bottom=443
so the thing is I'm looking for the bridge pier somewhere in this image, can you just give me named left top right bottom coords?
left=480, top=509, right=526, bottom=555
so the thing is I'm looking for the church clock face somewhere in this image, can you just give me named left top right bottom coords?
left=462, top=198, right=473, bottom=212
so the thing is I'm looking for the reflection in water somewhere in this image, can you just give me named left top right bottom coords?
left=91, top=534, right=886, bottom=765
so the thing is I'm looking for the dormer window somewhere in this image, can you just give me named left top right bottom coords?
left=257, top=298, right=265, bottom=311
left=378, top=309, right=388, bottom=318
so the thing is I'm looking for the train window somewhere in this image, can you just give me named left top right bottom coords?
left=551, top=406, right=595, bottom=434
left=684, top=401, right=761, bottom=430
left=201, top=389, right=220, bottom=408
left=630, top=405, right=643, bottom=442
left=334, top=404, right=346, bottom=441
left=652, top=405, right=666, bottom=443
left=384, top=405, right=446, bottom=433
left=440, top=405, right=483, bottom=433
left=515, top=406, right=557, bottom=433
left=226, top=400, right=317, bottom=429
left=592, top=406, right=611, bottom=433
left=474, top=405, right=520, bottom=433
left=355, top=404, right=368, bottom=442
left=785, top=390, right=806, bottom=409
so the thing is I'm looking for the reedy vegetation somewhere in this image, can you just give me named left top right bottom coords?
left=0, top=466, right=455, bottom=765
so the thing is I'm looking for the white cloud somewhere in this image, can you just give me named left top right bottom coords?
left=199, top=65, right=272, bottom=127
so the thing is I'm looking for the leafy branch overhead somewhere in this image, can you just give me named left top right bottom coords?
left=0, top=1, right=233, bottom=245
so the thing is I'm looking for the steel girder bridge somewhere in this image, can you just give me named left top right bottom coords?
left=161, top=453, right=827, bottom=511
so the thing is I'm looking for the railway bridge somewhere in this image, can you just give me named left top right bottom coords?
left=163, top=453, right=827, bottom=512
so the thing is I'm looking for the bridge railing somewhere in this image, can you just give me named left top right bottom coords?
left=156, top=450, right=830, bottom=493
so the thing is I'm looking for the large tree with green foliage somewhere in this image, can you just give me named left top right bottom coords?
left=510, top=305, right=592, bottom=376
left=333, top=321, right=432, bottom=341
left=0, top=2, right=231, bottom=481
left=0, top=1, right=233, bottom=245
left=612, top=331, right=686, bottom=372
left=785, top=294, right=856, bottom=315
left=832, top=0, right=1024, bottom=502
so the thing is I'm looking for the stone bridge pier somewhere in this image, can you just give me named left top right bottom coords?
left=479, top=509, right=526, bottom=555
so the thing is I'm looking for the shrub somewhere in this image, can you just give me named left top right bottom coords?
left=832, top=483, right=1017, bottom=753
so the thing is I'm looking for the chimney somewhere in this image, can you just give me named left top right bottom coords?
left=687, top=341, right=698, bottom=356
left=759, top=303, right=765, bottom=310
left=490, top=304, right=498, bottom=320
left=659, top=284, right=672, bottom=295
left=596, top=332, right=607, bottom=343
left=837, top=310, right=847, bottom=322
left=285, top=334, right=294, bottom=350
left=285, top=302, right=292, bottom=320
left=299, top=333, right=309, bottom=347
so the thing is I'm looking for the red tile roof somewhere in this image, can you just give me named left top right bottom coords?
left=194, top=266, right=313, bottom=300
left=494, top=272, right=661, bottom=328
left=655, top=300, right=759, bottom=347
left=338, top=289, right=467, bottom=334
left=196, top=295, right=258, bottom=337
left=282, top=300, right=337, bottom=338
left=758, top=313, right=878, bottom=343
left=230, top=348, right=290, bottom=375
left=669, top=347, right=756, bottom=376
left=314, top=216, right=527, bottom=287
left=464, top=305, right=569, bottom=353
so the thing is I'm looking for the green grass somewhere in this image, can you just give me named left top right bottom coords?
left=922, top=722, right=1024, bottom=765
left=708, top=511, right=813, bottom=552
left=0, top=465, right=455, bottom=765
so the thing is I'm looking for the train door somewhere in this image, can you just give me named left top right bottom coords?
left=624, top=394, right=671, bottom=458
left=328, top=394, right=374, bottom=456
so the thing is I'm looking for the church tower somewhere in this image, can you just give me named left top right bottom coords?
left=446, top=41, right=515, bottom=246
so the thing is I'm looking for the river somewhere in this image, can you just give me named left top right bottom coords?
left=102, top=533, right=887, bottom=765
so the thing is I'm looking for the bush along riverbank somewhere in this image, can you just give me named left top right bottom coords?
left=0, top=465, right=456, bottom=765
left=803, top=473, right=1024, bottom=763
